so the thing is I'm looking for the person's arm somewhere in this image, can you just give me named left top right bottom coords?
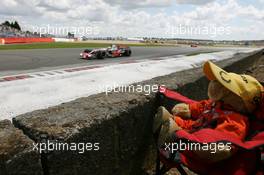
left=172, top=100, right=212, bottom=119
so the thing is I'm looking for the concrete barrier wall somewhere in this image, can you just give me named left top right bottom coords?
left=0, top=120, right=43, bottom=174
left=0, top=49, right=262, bottom=175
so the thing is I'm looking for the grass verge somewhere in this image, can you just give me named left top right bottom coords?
left=0, top=42, right=172, bottom=50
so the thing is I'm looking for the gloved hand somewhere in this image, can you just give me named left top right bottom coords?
left=171, top=103, right=191, bottom=119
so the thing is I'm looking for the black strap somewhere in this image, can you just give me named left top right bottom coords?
left=155, top=149, right=161, bottom=175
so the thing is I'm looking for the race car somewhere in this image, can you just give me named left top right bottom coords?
left=190, top=44, right=198, bottom=47
left=80, top=44, right=132, bottom=59
left=80, top=49, right=107, bottom=59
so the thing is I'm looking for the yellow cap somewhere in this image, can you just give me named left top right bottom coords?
left=203, top=61, right=263, bottom=112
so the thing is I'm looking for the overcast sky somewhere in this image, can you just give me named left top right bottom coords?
left=0, top=0, right=263, bottom=40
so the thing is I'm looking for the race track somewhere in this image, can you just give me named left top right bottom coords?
left=0, top=46, right=260, bottom=120
left=0, top=46, right=226, bottom=76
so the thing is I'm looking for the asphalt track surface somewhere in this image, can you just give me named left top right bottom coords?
left=0, top=46, right=226, bottom=76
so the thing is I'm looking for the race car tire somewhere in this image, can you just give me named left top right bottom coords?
left=96, top=51, right=104, bottom=59
left=124, top=50, right=132, bottom=56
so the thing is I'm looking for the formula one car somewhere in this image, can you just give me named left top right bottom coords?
left=80, top=44, right=132, bottom=59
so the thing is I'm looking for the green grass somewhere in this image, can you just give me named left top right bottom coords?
left=0, top=42, right=170, bottom=50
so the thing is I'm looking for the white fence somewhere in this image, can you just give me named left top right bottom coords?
left=52, top=38, right=75, bottom=42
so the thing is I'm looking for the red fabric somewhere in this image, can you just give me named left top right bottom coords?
left=180, top=149, right=258, bottom=175
left=175, top=129, right=264, bottom=150
left=159, top=87, right=264, bottom=148
left=189, top=99, right=212, bottom=119
left=158, top=87, right=264, bottom=174
left=160, top=149, right=258, bottom=175
left=159, top=86, right=197, bottom=104
left=176, top=100, right=249, bottom=140
left=0, top=37, right=55, bottom=44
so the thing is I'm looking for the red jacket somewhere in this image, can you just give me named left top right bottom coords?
left=174, top=100, right=249, bottom=141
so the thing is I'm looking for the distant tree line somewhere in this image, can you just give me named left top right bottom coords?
left=1, top=21, right=21, bottom=31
